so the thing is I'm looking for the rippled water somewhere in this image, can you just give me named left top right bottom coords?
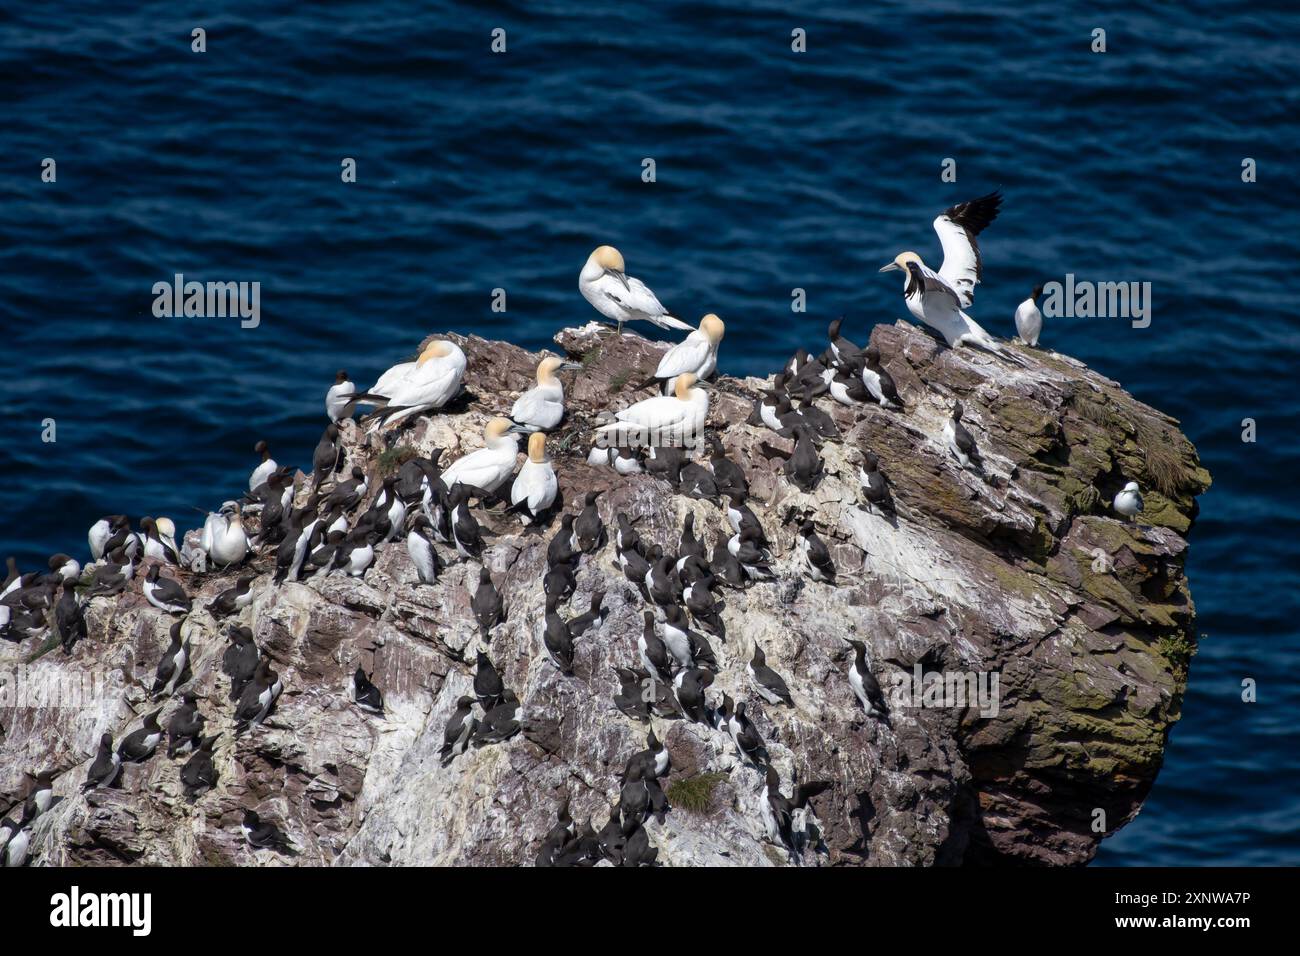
left=2, top=1, right=1297, bottom=864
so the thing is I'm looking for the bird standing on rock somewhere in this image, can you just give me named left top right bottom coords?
left=579, top=245, right=692, bottom=334
left=511, top=356, right=581, bottom=432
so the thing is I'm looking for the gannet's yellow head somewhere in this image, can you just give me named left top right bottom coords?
left=417, top=339, right=456, bottom=365
left=880, top=251, right=923, bottom=273
left=485, top=417, right=514, bottom=442
left=700, top=313, right=725, bottom=344
left=536, top=355, right=565, bottom=385
left=673, top=372, right=700, bottom=401
left=592, top=245, right=625, bottom=273
left=527, top=432, right=548, bottom=463
left=155, top=517, right=175, bottom=538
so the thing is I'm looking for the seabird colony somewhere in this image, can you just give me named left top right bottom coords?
left=0, top=200, right=1141, bottom=867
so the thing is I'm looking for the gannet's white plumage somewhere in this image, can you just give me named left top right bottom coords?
left=510, top=432, right=557, bottom=524
left=440, top=418, right=522, bottom=494
left=202, top=502, right=248, bottom=567
left=1014, top=285, right=1044, bottom=347
left=879, top=192, right=1021, bottom=359
left=579, top=245, right=691, bottom=333
left=511, top=356, right=580, bottom=432
left=353, top=340, right=467, bottom=429
left=1114, top=481, right=1143, bottom=521
left=653, top=314, right=725, bottom=394
left=595, top=372, right=709, bottom=444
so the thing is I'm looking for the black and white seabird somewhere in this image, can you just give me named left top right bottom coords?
left=612, top=667, right=653, bottom=723
left=543, top=559, right=576, bottom=604
left=678, top=460, right=720, bottom=503
left=707, top=434, right=748, bottom=500
left=248, top=439, right=277, bottom=492
left=621, top=822, right=658, bottom=867
left=472, top=568, right=505, bottom=640
left=1014, top=285, right=1044, bottom=347
left=117, top=709, right=164, bottom=762
left=616, top=534, right=653, bottom=603
left=54, top=579, right=87, bottom=655
left=150, top=620, right=190, bottom=698
left=748, top=644, right=794, bottom=707
left=242, top=809, right=297, bottom=854
left=439, top=696, right=478, bottom=767
left=1, top=808, right=33, bottom=867
left=332, top=528, right=380, bottom=578
left=572, top=491, right=605, bottom=553
left=663, top=604, right=717, bottom=671
left=826, top=317, right=862, bottom=369
left=82, top=549, right=133, bottom=600
left=1113, top=481, right=1144, bottom=523
left=473, top=690, right=521, bottom=746
left=448, top=484, right=485, bottom=559
left=166, top=691, right=206, bottom=757
left=181, top=734, right=220, bottom=801
left=567, top=590, right=608, bottom=637
left=846, top=639, right=889, bottom=720
left=543, top=597, right=577, bottom=675
left=88, top=514, right=129, bottom=562
left=783, top=424, right=825, bottom=492
left=82, top=733, right=122, bottom=791
left=725, top=494, right=765, bottom=540
left=23, top=770, right=54, bottom=819
left=645, top=547, right=682, bottom=606
left=683, top=574, right=725, bottom=637
left=405, top=514, right=440, bottom=585
left=796, top=520, right=836, bottom=583
left=143, top=565, right=192, bottom=615
left=473, top=650, right=505, bottom=710
left=310, top=423, right=344, bottom=493
left=878, top=191, right=1025, bottom=362
left=672, top=667, right=714, bottom=723
left=861, top=345, right=902, bottom=409
left=223, top=625, right=260, bottom=701
left=729, top=527, right=774, bottom=581
left=944, top=401, right=982, bottom=472
left=858, top=451, right=893, bottom=515
left=234, top=658, right=283, bottom=734
left=207, top=573, right=257, bottom=618
left=725, top=698, right=768, bottom=766
left=350, top=665, right=384, bottom=715
left=139, top=517, right=182, bottom=565
left=323, top=466, right=369, bottom=514
left=326, top=369, right=356, bottom=422
left=709, top=535, right=747, bottom=589
left=638, top=611, right=674, bottom=684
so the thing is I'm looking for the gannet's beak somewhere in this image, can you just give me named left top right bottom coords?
left=505, top=423, right=531, bottom=435
left=878, top=262, right=902, bottom=273
left=606, top=269, right=631, bottom=291
left=559, top=362, right=583, bottom=372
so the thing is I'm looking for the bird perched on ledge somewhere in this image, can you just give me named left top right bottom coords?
left=579, top=245, right=692, bottom=334
left=635, top=313, right=726, bottom=394
left=511, top=355, right=581, bottom=432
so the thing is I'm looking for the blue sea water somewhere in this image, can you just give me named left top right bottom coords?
left=2, top=1, right=1297, bottom=865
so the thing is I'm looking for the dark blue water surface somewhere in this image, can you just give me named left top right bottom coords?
left=2, top=2, right=1297, bottom=864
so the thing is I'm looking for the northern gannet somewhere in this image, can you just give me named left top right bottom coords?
left=510, top=432, right=558, bottom=524
left=879, top=192, right=1022, bottom=361
left=1014, top=285, right=1044, bottom=347
left=1114, top=481, right=1143, bottom=523
left=440, top=417, right=524, bottom=494
left=352, top=339, right=467, bottom=429
left=202, top=502, right=249, bottom=567
left=511, top=356, right=581, bottom=432
left=595, top=371, right=709, bottom=446
left=326, top=369, right=356, bottom=421
left=249, top=440, right=277, bottom=491
left=579, top=245, right=692, bottom=334
left=641, top=313, right=726, bottom=394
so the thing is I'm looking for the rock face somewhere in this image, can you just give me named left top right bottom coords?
left=0, top=319, right=1210, bottom=866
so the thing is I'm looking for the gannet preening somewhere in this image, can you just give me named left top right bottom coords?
left=440, top=418, right=524, bottom=494
left=201, top=502, right=249, bottom=567
left=249, top=441, right=277, bottom=491
left=510, top=433, right=558, bottom=525
left=637, top=314, right=726, bottom=394
left=351, top=339, right=467, bottom=429
left=326, top=369, right=356, bottom=421
left=595, top=372, right=709, bottom=446
left=579, top=245, right=692, bottom=334
left=1014, top=285, right=1044, bottom=347
left=1113, top=481, right=1143, bottom=523
left=879, top=192, right=1024, bottom=362
left=511, top=356, right=581, bottom=432
left=943, top=401, right=981, bottom=472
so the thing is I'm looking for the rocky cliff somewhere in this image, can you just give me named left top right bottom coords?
left=0, top=319, right=1210, bottom=866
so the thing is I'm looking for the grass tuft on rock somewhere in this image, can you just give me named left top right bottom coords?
left=666, top=772, right=727, bottom=815
left=377, top=445, right=418, bottom=476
